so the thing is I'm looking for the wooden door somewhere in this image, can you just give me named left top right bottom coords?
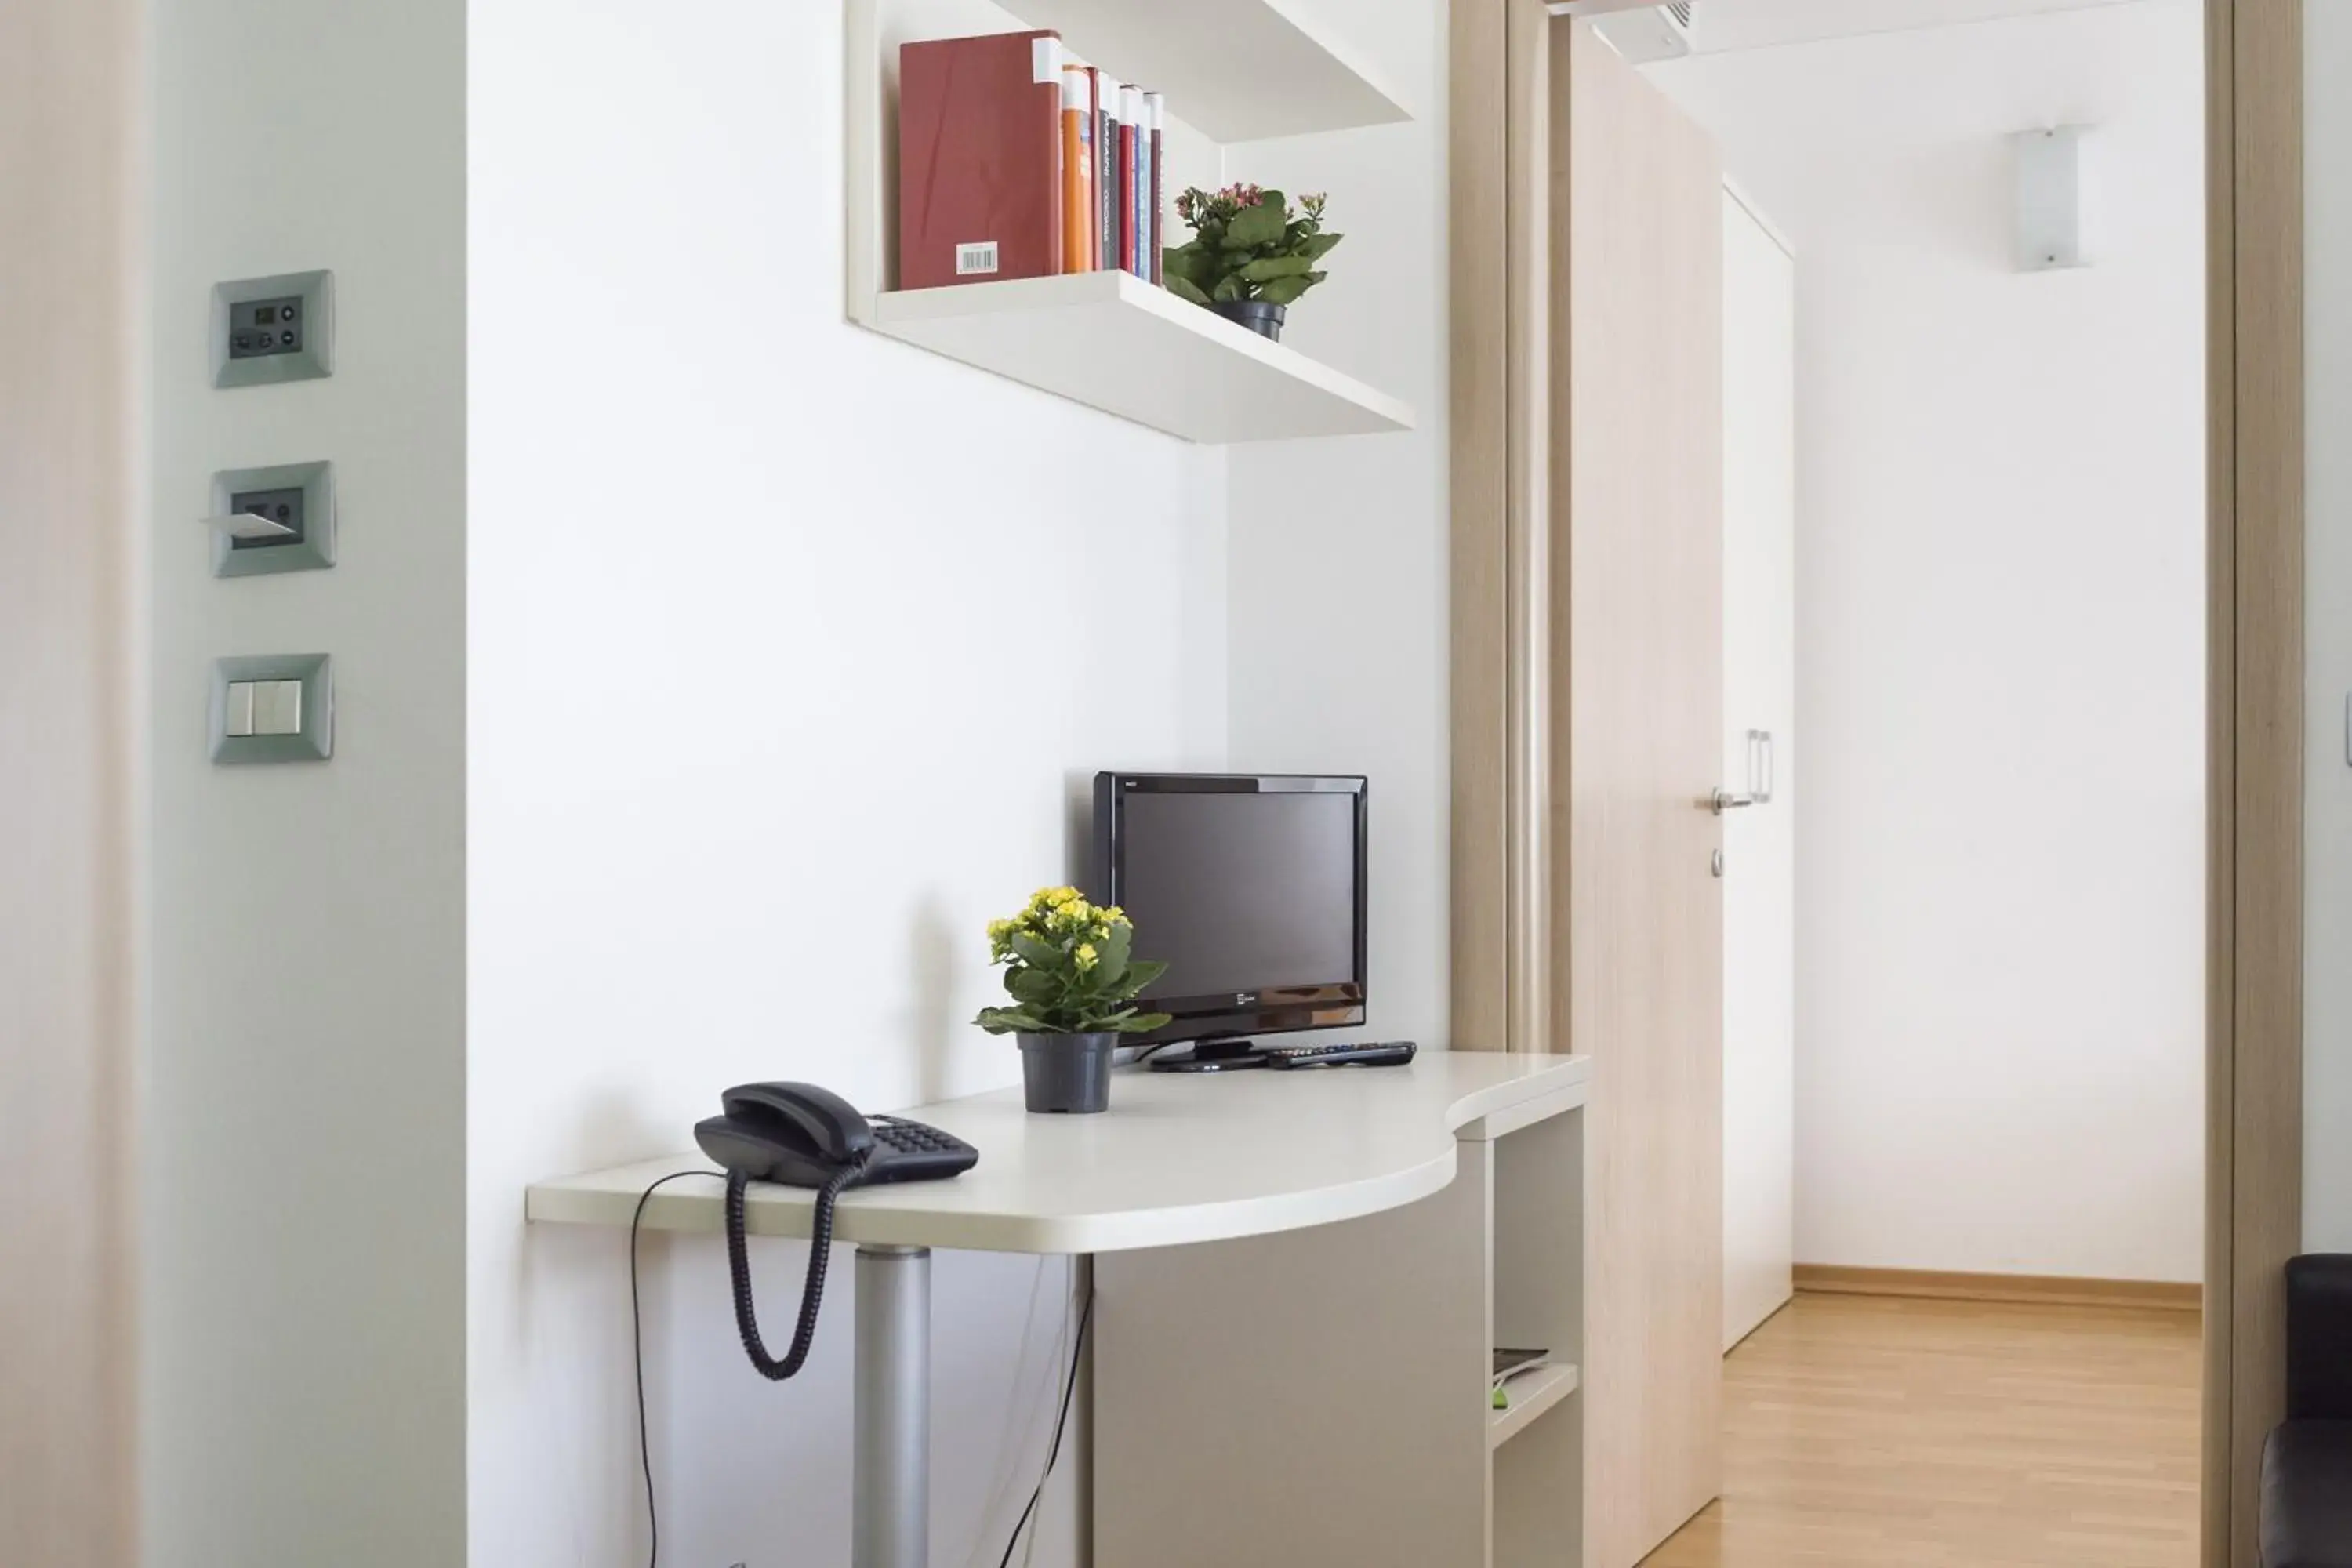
left=1551, top=23, right=1726, bottom=1568
left=1719, top=188, right=1797, bottom=1351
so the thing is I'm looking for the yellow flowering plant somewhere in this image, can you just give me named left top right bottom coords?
left=974, top=887, right=1174, bottom=1036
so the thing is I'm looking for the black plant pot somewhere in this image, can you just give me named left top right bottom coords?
left=1211, top=299, right=1287, bottom=342
left=1018, top=1032, right=1117, bottom=1114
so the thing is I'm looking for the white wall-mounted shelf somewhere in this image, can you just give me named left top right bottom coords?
left=1488, top=1362, right=1581, bottom=1451
left=846, top=0, right=1417, bottom=445
left=1006, top=0, right=1410, bottom=142
left=871, top=269, right=1415, bottom=443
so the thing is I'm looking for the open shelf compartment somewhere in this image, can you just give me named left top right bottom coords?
left=1486, top=1105, right=1587, bottom=1568
left=1490, top=1360, right=1581, bottom=1451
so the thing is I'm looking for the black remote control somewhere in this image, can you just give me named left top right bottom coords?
left=1262, top=1040, right=1417, bottom=1069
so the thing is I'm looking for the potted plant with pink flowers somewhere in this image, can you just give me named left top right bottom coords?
left=1161, top=184, right=1342, bottom=343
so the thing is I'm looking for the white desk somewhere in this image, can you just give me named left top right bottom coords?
left=528, top=1053, right=1592, bottom=1567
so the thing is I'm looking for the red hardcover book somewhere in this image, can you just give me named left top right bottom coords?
left=1117, top=106, right=1138, bottom=274
left=898, top=31, right=1063, bottom=290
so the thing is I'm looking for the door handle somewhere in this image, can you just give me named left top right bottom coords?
left=1712, top=730, right=1778, bottom=814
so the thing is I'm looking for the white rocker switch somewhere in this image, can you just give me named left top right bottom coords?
left=223, top=681, right=256, bottom=739
left=227, top=680, right=303, bottom=738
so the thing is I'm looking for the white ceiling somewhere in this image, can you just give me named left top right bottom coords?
left=1686, top=0, right=2150, bottom=53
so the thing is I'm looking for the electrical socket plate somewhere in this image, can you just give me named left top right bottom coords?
left=210, top=270, right=334, bottom=388
left=209, top=653, right=333, bottom=764
left=209, top=461, right=335, bottom=577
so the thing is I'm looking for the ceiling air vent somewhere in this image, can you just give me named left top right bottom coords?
left=1591, top=1, right=1697, bottom=64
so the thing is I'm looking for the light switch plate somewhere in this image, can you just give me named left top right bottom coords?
left=210, top=270, right=334, bottom=388
left=210, top=654, right=332, bottom=764
left=209, top=460, right=335, bottom=576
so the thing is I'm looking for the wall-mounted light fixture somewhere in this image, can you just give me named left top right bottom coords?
left=2014, top=125, right=2092, bottom=272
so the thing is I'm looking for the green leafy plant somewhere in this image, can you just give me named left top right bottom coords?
left=1162, top=185, right=1342, bottom=310
left=973, top=887, right=1174, bottom=1036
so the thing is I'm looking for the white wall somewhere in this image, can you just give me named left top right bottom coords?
left=1222, top=0, right=1451, bottom=1051
left=465, top=2, right=1229, bottom=1564
left=127, top=0, right=1436, bottom=1557
left=143, top=1, right=470, bottom=1563
left=1650, top=0, right=2207, bottom=1281
left=2305, top=8, right=2352, bottom=1250
left=1, top=2, right=141, bottom=1563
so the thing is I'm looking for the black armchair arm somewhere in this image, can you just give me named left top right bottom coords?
left=2287, top=1254, right=2352, bottom=1421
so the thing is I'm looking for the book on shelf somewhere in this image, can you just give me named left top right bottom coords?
left=1145, top=90, right=1166, bottom=285
left=1083, top=67, right=1105, bottom=271
left=1059, top=60, right=1093, bottom=275
left=1118, top=84, right=1142, bottom=275
left=1094, top=71, right=1120, bottom=278
left=1491, top=1347, right=1549, bottom=1388
left=897, top=31, right=1064, bottom=291
left=895, top=33, right=1172, bottom=292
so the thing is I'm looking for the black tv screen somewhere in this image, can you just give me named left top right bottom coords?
left=1092, top=774, right=1367, bottom=1044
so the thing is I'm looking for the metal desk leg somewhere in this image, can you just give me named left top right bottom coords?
left=854, top=1244, right=931, bottom=1568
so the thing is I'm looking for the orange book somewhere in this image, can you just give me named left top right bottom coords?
left=1060, top=62, right=1093, bottom=275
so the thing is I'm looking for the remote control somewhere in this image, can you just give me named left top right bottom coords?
left=1262, top=1040, right=1417, bottom=1069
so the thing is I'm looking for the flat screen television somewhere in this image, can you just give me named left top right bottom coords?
left=1091, top=772, right=1368, bottom=1055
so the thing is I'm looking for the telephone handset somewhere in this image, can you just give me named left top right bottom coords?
left=695, top=1083, right=978, bottom=1381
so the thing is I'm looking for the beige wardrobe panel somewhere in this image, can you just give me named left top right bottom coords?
left=1550, top=23, right=1726, bottom=1568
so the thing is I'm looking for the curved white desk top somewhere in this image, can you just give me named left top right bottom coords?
left=526, top=1053, right=1589, bottom=1255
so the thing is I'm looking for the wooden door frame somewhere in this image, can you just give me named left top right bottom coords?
left=1447, top=5, right=2305, bottom=1565
left=2206, top=5, right=2303, bottom=1565
left=0, top=0, right=143, bottom=1564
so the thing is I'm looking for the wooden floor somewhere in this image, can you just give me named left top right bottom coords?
left=1642, top=1292, right=2201, bottom=1568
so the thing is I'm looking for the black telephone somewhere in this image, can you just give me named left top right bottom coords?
left=695, top=1083, right=978, bottom=1381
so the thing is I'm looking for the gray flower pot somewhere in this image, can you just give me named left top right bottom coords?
left=1018, top=1032, right=1117, bottom=1114
left=1211, top=299, right=1287, bottom=341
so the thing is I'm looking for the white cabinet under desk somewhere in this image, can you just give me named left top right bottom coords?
left=526, top=1052, right=1590, bottom=1568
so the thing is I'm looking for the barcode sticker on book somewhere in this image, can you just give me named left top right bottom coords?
left=956, top=241, right=1000, bottom=277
